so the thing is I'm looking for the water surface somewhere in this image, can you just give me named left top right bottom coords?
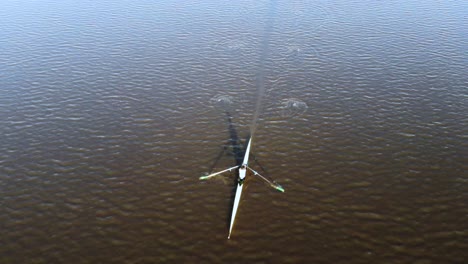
left=1, top=0, right=467, bottom=263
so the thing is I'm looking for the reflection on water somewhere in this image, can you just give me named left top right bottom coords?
left=1, top=0, right=467, bottom=263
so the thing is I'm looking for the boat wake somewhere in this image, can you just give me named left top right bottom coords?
left=249, top=0, right=277, bottom=137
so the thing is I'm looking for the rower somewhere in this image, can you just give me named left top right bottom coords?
left=238, top=165, right=247, bottom=185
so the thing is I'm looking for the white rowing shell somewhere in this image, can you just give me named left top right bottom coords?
left=228, top=138, right=252, bottom=239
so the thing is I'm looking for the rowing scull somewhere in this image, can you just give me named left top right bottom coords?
left=228, top=137, right=252, bottom=239
left=199, top=136, right=284, bottom=239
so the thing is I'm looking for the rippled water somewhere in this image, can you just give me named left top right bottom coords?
left=1, top=0, right=467, bottom=263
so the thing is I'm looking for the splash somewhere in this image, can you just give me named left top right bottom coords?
left=280, top=98, right=308, bottom=118
left=211, top=39, right=248, bottom=54
left=210, top=95, right=234, bottom=111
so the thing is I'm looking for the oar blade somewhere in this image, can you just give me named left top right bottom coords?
left=274, top=184, right=285, bottom=192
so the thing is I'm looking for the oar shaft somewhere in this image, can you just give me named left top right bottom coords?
left=246, top=166, right=285, bottom=192
left=199, top=165, right=239, bottom=180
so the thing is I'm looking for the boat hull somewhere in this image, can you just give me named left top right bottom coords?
left=228, top=182, right=243, bottom=239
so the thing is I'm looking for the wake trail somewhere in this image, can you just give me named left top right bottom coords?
left=250, top=0, right=277, bottom=138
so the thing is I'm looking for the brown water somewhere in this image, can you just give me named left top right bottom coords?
left=1, top=0, right=467, bottom=263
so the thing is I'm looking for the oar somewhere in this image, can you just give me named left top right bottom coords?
left=246, top=166, right=285, bottom=192
left=199, top=165, right=239, bottom=180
